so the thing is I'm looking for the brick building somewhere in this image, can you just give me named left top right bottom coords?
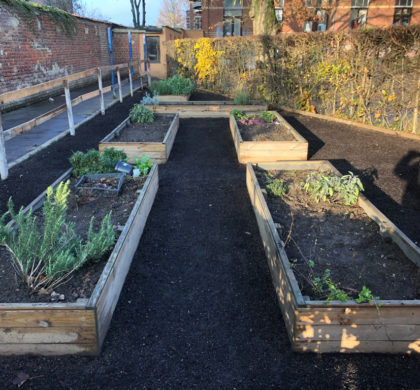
left=188, top=0, right=254, bottom=37
left=188, top=0, right=420, bottom=36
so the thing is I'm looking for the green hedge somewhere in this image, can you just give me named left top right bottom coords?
left=166, top=27, right=420, bottom=133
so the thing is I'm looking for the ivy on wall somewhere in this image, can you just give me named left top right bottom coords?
left=1, top=0, right=77, bottom=35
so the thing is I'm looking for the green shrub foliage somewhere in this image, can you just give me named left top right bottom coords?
left=69, top=148, right=127, bottom=176
left=151, top=74, right=194, bottom=95
left=168, top=27, right=420, bottom=133
left=129, top=104, right=154, bottom=123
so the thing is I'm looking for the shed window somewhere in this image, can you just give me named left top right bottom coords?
left=146, top=36, right=160, bottom=63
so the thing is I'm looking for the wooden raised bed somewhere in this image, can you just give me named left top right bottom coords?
left=98, top=113, right=179, bottom=164
left=247, top=160, right=420, bottom=354
left=0, top=164, right=159, bottom=355
left=229, top=111, right=308, bottom=163
left=146, top=101, right=267, bottom=118
left=158, top=94, right=190, bottom=103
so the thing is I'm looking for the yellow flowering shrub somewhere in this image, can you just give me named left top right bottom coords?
left=193, top=38, right=224, bottom=85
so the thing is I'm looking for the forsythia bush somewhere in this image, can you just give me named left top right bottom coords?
left=194, top=38, right=224, bottom=85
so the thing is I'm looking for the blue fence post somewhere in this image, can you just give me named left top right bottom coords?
left=128, top=31, right=134, bottom=78
left=108, top=27, right=116, bottom=98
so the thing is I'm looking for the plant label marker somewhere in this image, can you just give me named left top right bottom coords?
left=0, top=111, right=8, bottom=180
left=97, top=67, right=105, bottom=115
left=64, top=80, right=75, bottom=136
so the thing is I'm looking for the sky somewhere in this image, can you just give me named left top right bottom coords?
left=85, top=0, right=163, bottom=27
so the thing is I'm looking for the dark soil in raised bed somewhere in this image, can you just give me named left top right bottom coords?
left=0, top=112, right=419, bottom=389
left=278, top=109, right=420, bottom=244
left=114, top=115, right=173, bottom=142
left=257, top=168, right=418, bottom=301
left=238, top=120, right=296, bottom=142
left=0, top=90, right=147, bottom=217
left=190, top=88, right=231, bottom=101
left=0, top=176, right=145, bottom=304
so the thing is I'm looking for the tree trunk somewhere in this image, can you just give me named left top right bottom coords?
left=249, top=0, right=279, bottom=35
left=142, top=0, right=146, bottom=27
left=130, top=0, right=141, bottom=28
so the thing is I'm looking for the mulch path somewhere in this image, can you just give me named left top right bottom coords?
left=0, top=95, right=419, bottom=389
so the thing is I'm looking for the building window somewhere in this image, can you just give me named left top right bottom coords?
left=224, top=0, right=242, bottom=36
left=393, top=0, right=413, bottom=26
left=275, top=0, right=284, bottom=21
left=186, top=10, right=191, bottom=29
left=194, top=15, right=202, bottom=30
left=303, top=2, right=329, bottom=32
left=350, top=0, right=369, bottom=29
left=224, top=0, right=242, bottom=9
left=146, top=36, right=160, bottom=63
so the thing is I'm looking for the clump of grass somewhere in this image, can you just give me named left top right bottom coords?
left=234, top=89, right=250, bottom=105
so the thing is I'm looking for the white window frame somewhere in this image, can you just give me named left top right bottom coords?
left=351, top=0, right=369, bottom=8
left=395, top=0, right=413, bottom=7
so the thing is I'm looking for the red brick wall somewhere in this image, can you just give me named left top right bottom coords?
left=366, top=0, right=396, bottom=28
left=0, top=4, right=112, bottom=95
left=113, top=31, right=142, bottom=66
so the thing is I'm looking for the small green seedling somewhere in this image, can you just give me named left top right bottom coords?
left=356, top=286, right=379, bottom=304
left=266, top=179, right=287, bottom=198
left=231, top=109, right=249, bottom=121
left=259, top=111, right=276, bottom=123
left=133, top=155, right=153, bottom=175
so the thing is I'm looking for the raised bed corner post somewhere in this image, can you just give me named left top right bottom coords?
left=116, top=67, right=123, bottom=103
left=0, top=111, right=8, bottom=180
left=63, top=80, right=75, bottom=136
left=97, top=67, right=105, bottom=115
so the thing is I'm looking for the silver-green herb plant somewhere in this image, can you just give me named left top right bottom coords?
left=0, top=181, right=115, bottom=293
left=141, top=92, right=159, bottom=106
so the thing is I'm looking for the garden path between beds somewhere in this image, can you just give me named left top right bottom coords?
left=0, top=116, right=419, bottom=389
